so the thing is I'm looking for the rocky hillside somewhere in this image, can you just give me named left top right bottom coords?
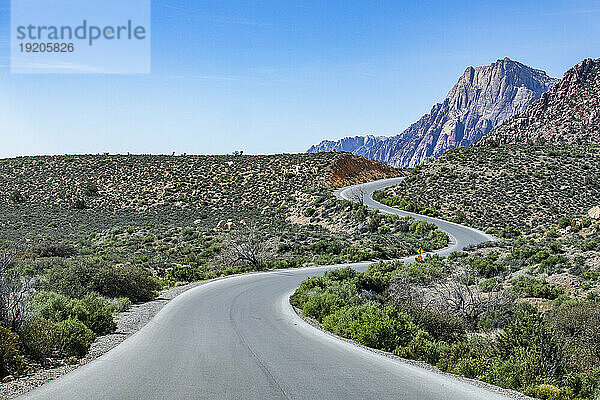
left=377, top=145, right=600, bottom=233
left=0, top=152, right=399, bottom=241
left=308, top=58, right=555, bottom=167
left=482, top=58, right=600, bottom=145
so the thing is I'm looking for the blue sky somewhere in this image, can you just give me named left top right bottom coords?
left=0, top=0, right=599, bottom=157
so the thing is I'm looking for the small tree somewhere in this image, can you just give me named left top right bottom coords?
left=72, top=198, right=87, bottom=210
left=348, top=186, right=366, bottom=205
left=222, top=225, right=276, bottom=270
left=0, top=252, right=35, bottom=331
left=9, top=189, right=25, bottom=204
left=84, top=181, right=99, bottom=197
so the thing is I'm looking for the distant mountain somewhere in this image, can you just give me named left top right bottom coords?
left=481, top=58, right=600, bottom=145
left=308, top=58, right=556, bottom=168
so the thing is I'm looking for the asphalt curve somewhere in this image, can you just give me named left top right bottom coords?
left=21, top=177, right=503, bottom=400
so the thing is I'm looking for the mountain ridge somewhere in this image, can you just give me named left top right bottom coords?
left=308, top=58, right=556, bottom=167
left=481, top=57, right=600, bottom=145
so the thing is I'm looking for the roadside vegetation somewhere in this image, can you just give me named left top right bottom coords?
left=1, top=153, right=446, bottom=383
left=291, top=214, right=600, bottom=400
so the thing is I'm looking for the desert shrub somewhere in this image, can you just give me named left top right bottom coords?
left=289, top=275, right=327, bottom=305
left=31, top=291, right=116, bottom=335
left=539, top=255, right=567, bottom=274
left=322, top=303, right=419, bottom=352
left=83, top=181, right=99, bottom=197
left=546, top=302, right=600, bottom=372
left=359, top=262, right=396, bottom=292
left=484, top=346, right=541, bottom=390
left=582, top=238, right=599, bottom=251
left=165, top=265, right=204, bottom=283
left=395, top=329, right=445, bottom=364
left=400, top=303, right=467, bottom=343
left=221, top=226, right=276, bottom=271
left=56, top=318, right=95, bottom=357
left=312, top=240, right=345, bottom=255
left=524, top=384, right=563, bottom=400
left=303, top=207, right=316, bottom=217
left=32, top=242, right=77, bottom=258
left=267, top=257, right=305, bottom=270
left=0, top=253, right=34, bottom=330
left=497, top=226, right=521, bottom=239
left=428, top=228, right=450, bottom=247
left=468, top=252, right=507, bottom=278
left=437, top=337, right=492, bottom=379
left=71, top=293, right=117, bottom=335
left=44, top=258, right=160, bottom=302
left=301, top=281, right=361, bottom=322
left=557, top=216, right=573, bottom=229
left=112, top=297, right=132, bottom=312
left=0, top=324, right=25, bottom=378
left=511, top=276, right=564, bottom=299
left=72, top=198, right=87, bottom=209
left=21, top=317, right=60, bottom=359
left=393, top=256, right=446, bottom=283
left=493, top=304, right=564, bottom=388
left=376, top=195, right=439, bottom=217
left=480, top=277, right=500, bottom=292
left=9, top=189, right=26, bottom=204
left=409, top=220, right=438, bottom=235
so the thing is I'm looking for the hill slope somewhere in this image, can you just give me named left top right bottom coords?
left=377, top=145, right=600, bottom=233
left=0, top=152, right=399, bottom=240
left=308, top=58, right=555, bottom=167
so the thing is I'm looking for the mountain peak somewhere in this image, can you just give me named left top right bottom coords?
left=308, top=58, right=555, bottom=167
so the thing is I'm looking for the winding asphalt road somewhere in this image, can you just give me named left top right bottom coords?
left=21, top=178, right=501, bottom=400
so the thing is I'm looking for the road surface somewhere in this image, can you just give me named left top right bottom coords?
left=22, top=178, right=502, bottom=400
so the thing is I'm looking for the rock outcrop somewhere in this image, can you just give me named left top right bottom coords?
left=308, top=58, right=555, bottom=167
left=481, top=58, right=600, bottom=145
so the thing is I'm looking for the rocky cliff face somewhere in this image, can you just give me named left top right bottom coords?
left=481, top=58, right=600, bottom=145
left=308, top=58, right=556, bottom=167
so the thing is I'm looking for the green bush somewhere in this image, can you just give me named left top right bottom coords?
left=165, top=265, right=204, bottom=283
left=9, top=189, right=26, bottom=204
left=400, top=304, right=467, bottom=343
left=0, top=324, right=25, bottom=378
left=84, top=181, right=99, bottom=197
left=72, top=198, right=87, bottom=209
left=322, top=303, right=419, bottom=352
left=525, top=384, right=563, bottom=400
left=33, top=242, right=77, bottom=258
left=468, top=252, right=507, bottom=278
left=395, top=330, right=445, bottom=364
left=56, top=318, right=95, bottom=358
left=21, top=317, right=60, bottom=359
left=393, top=256, right=446, bottom=283
left=32, top=291, right=116, bottom=335
left=112, top=297, right=132, bottom=312
left=511, top=276, right=564, bottom=300
left=71, top=293, right=117, bottom=335
left=267, top=257, right=306, bottom=270
left=303, top=207, right=316, bottom=217
left=437, top=338, right=492, bottom=379
left=44, top=258, right=160, bottom=302
left=359, top=262, right=396, bottom=292
left=302, top=282, right=360, bottom=322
